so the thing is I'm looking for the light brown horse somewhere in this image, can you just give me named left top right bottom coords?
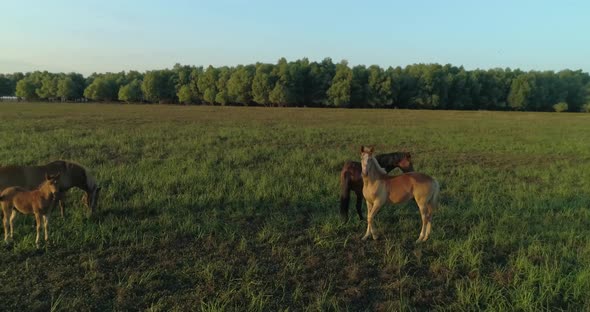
left=0, top=160, right=101, bottom=217
left=0, top=173, right=60, bottom=247
left=360, top=146, right=439, bottom=242
left=340, top=152, right=414, bottom=223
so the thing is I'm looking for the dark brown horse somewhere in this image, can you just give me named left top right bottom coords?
left=340, top=152, right=414, bottom=222
left=0, top=160, right=101, bottom=217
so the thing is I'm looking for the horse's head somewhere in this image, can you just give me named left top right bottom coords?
left=360, top=145, right=375, bottom=176
left=43, top=172, right=61, bottom=196
left=398, top=152, right=414, bottom=173
left=82, top=176, right=101, bottom=216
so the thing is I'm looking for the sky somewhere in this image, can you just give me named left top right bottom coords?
left=1, top=0, right=589, bottom=75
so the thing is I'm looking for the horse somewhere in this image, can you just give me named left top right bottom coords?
left=340, top=152, right=414, bottom=222
left=0, top=160, right=101, bottom=217
left=0, top=173, right=60, bottom=247
left=360, top=146, right=439, bottom=242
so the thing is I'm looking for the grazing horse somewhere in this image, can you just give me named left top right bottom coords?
left=0, top=160, right=101, bottom=217
left=0, top=173, right=60, bottom=247
left=340, top=152, right=414, bottom=222
left=360, top=146, right=439, bottom=242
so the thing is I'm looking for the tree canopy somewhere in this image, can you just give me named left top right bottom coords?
left=2, top=59, right=589, bottom=112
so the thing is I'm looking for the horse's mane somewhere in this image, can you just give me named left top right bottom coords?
left=364, top=155, right=389, bottom=181
left=47, top=160, right=88, bottom=171
left=34, top=175, right=59, bottom=190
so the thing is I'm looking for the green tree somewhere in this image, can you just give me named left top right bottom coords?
left=391, top=66, right=418, bottom=108
left=283, top=58, right=308, bottom=106
left=309, top=58, right=336, bottom=106
left=269, top=82, right=291, bottom=107
left=84, top=76, right=118, bottom=101
left=252, top=63, right=276, bottom=106
left=508, top=74, right=534, bottom=110
left=118, top=79, right=143, bottom=103
left=142, top=70, right=176, bottom=103
left=15, top=78, right=39, bottom=100
left=448, top=67, right=479, bottom=110
left=558, top=70, right=589, bottom=112
left=177, top=84, right=196, bottom=104
left=227, top=65, right=255, bottom=105
left=124, top=71, right=144, bottom=85
left=173, top=63, right=193, bottom=94
left=7, top=72, right=25, bottom=97
left=327, top=60, right=352, bottom=107
left=351, top=65, right=369, bottom=107
left=267, top=58, right=309, bottom=106
left=269, top=58, right=300, bottom=106
left=188, top=67, right=204, bottom=104
left=215, top=67, right=232, bottom=105
left=471, top=69, right=508, bottom=110
left=65, top=73, right=86, bottom=100
left=553, top=102, right=568, bottom=112
left=198, top=66, right=218, bottom=104
left=37, top=74, right=59, bottom=100
left=366, top=65, right=393, bottom=107
left=57, top=77, right=77, bottom=101
left=411, top=64, right=450, bottom=109
left=0, top=75, right=13, bottom=96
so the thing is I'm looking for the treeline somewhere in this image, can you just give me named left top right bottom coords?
left=1, top=58, right=590, bottom=112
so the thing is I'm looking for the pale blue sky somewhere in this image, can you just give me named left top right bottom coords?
left=1, top=0, right=589, bottom=75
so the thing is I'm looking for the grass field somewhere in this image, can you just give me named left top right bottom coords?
left=0, top=103, right=589, bottom=311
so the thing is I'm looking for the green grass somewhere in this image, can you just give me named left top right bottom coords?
left=1, top=102, right=589, bottom=311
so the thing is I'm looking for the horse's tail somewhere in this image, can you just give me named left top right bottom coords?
left=427, top=179, right=440, bottom=211
left=340, top=171, right=352, bottom=223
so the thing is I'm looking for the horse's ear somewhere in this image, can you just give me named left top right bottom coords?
left=45, top=173, right=50, bottom=180
left=360, top=145, right=365, bottom=153
left=369, top=146, right=375, bottom=154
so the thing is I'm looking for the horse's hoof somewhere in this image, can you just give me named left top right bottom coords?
left=361, top=235, right=370, bottom=241
left=372, top=235, right=379, bottom=240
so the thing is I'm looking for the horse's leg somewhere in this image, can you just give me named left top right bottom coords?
left=416, top=199, right=429, bottom=243
left=43, top=215, right=49, bottom=245
left=2, top=206, right=8, bottom=242
left=354, top=189, right=364, bottom=220
left=422, top=205, right=433, bottom=241
left=362, top=201, right=373, bottom=240
left=34, top=213, right=41, bottom=248
left=368, top=200, right=384, bottom=240
left=422, top=201, right=435, bottom=242
left=60, top=200, right=65, bottom=218
left=423, top=183, right=439, bottom=242
left=9, top=209, right=17, bottom=240
left=57, top=192, right=66, bottom=219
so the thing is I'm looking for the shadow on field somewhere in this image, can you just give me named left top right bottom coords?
left=14, top=178, right=586, bottom=311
